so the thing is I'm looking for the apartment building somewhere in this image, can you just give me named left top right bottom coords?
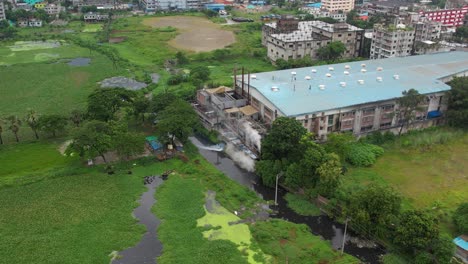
left=44, top=4, right=61, bottom=15
left=234, top=52, right=468, bottom=138
left=413, top=18, right=442, bottom=42
left=140, top=0, right=200, bottom=11
left=420, top=6, right=468, bottom=27
left=321, top=0, right=354, bottom=12
left=0, top=2, right=6, bottom=21
left=264, top=20, right=364, bottom=61
left=370, top=24, right=415, bottom=59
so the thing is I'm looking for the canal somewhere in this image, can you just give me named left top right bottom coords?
left=190, top=136, right=385, bottom=264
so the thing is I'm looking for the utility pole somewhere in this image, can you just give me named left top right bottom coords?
left=274, top=172, right=284, bottom=206
left=341, top=218, right=349, bottom=255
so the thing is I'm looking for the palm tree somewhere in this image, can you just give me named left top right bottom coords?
left=0, top=118, right=4, bottom=145
left=25, top=109, right=40, bottom=139
left=7, top=115, right=22, bottom=142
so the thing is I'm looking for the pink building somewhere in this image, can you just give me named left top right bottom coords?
left=420, top=6, right=468, bottom=27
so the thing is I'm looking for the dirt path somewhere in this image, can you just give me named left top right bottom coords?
left=142, top=16, right=235, bottom=52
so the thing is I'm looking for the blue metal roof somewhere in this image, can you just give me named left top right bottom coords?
left=454, top=236, right=468, bottom=250
left=246, top=52, right=468, bottom=117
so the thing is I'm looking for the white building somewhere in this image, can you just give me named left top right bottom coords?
left=370, top=24, right=415, bottom=59
left=28, top=19, right=43, bottom=27
left=0, top=2, right=6, bottom=21
left=140, top=0, right=200, bottom=12
left=264, top=20, right=364, bottom=61
left=83, top=12, right=109, bottom=22
left=322, top=0, right=355, bottom=12
left=44, top=4, right=61, bottom=15
left=234, top=52, right=468, bottom=138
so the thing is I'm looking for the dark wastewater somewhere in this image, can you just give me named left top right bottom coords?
left=190, top=136, right=386, bottom=264
left=112, top=176, right=163, bottom=264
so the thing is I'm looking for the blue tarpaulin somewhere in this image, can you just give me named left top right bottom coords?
left=146, top=136, right=163, bottom=151
left=454, top=236, right=468, bottom=250
left=427, top=110, right=442, bottom=119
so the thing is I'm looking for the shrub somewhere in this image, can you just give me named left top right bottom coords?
left=345, top=143, right=383, bottom=167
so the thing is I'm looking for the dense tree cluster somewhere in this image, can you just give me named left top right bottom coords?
left=447, top=77, right=468, bottom=128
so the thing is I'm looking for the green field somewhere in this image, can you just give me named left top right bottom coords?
left=0, top=164, right=146, bottom=264
left=344, top=132, right=468, bottom=232
left=0, top=141, right=77, bottom=187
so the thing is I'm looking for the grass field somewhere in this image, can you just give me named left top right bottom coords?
left=0, top=41, right=123, bottom=143
left=0, top=165, right=146, bottom=264
left=344, top=131, right=468, bottom=232
left=0, top=141, right=78, bottom=188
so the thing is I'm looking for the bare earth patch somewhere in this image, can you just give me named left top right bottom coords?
left=142, top=16, right=235, bottom=52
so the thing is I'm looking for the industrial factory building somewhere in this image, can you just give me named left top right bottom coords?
left=232, top=52, right=468, bottom=139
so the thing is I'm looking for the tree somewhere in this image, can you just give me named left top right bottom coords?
left=175, top=51, right=188, bottom=65
left=395, top=89, right=425, bottom=135
left=113, top=131, right=145, bottom=161
left=156, top=99, right=200, bottom=145
left=67, top=120, right=112, bottom=163
left=317, top=41, right=346, bottom=61
left=38, top=115, right=68, bottom=137
left=284, top=137, right=326, bottom=189
left=447, top=77, right=468, bottom=128
left=70, top=110, right=84, bottom=127
left=315, top=153, right=342, bottom=198
left=255, top=159, right=284, bottom=187
left=316, top=17, right=339, bottom=24
left=346, top=184, right=401, bottom=236
left=25, top=109, right=40, bottom=139
left=133, top=95, right=150, bottom=122
left=453, top=202, right=468, bottom=234
left=190, top=66, right=211, bottom=82
left=324, top=132, right=355, bottom=161
left=7, top=115, right=22, bottom=142
left=432, top=234, right=455, bottom=264
left=260, top=117, right=307, bottom=161
left=454, top=26, right=468, bottom=39
left=87, top=88, right=136, bottom=121
left=393, top=210, right=438, bottom=252
left=0, top=20, right=16, bottom=40
left=150, top=92, right=177, bottom=113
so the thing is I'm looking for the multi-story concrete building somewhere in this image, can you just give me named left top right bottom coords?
left=0, top=2, right=6, bottom=21
left=140, top=0, right=200, bottom=12
left=370, top=24, right=415, bottom=59
left=233, top=52, right=468, bottom=138
left=321, top=0, right=354, bottom=12
left=413, top=18, right=442, bottom=41
left=420, top=6, right=468, bottom=27
left=44, top=3, right=61, bottom=15
left=264, top=20, right=364, bottom=61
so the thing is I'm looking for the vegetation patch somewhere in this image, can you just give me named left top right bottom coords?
left=251, top=219, right=358, bottom=264
left=8, top=40, right=63, bottom=51
left=197, top=191, right=269, bottom=264
left=154, top=173, right=250, bottom=264
left=82, top=24, right=103, bottom=33
left=284, top=193, right=321, bottom=216
left=0, top=141, right=77, bottom=188
left=0, top=168, right=146, bottom=264
left=34, top=52, right=60, bottom=62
